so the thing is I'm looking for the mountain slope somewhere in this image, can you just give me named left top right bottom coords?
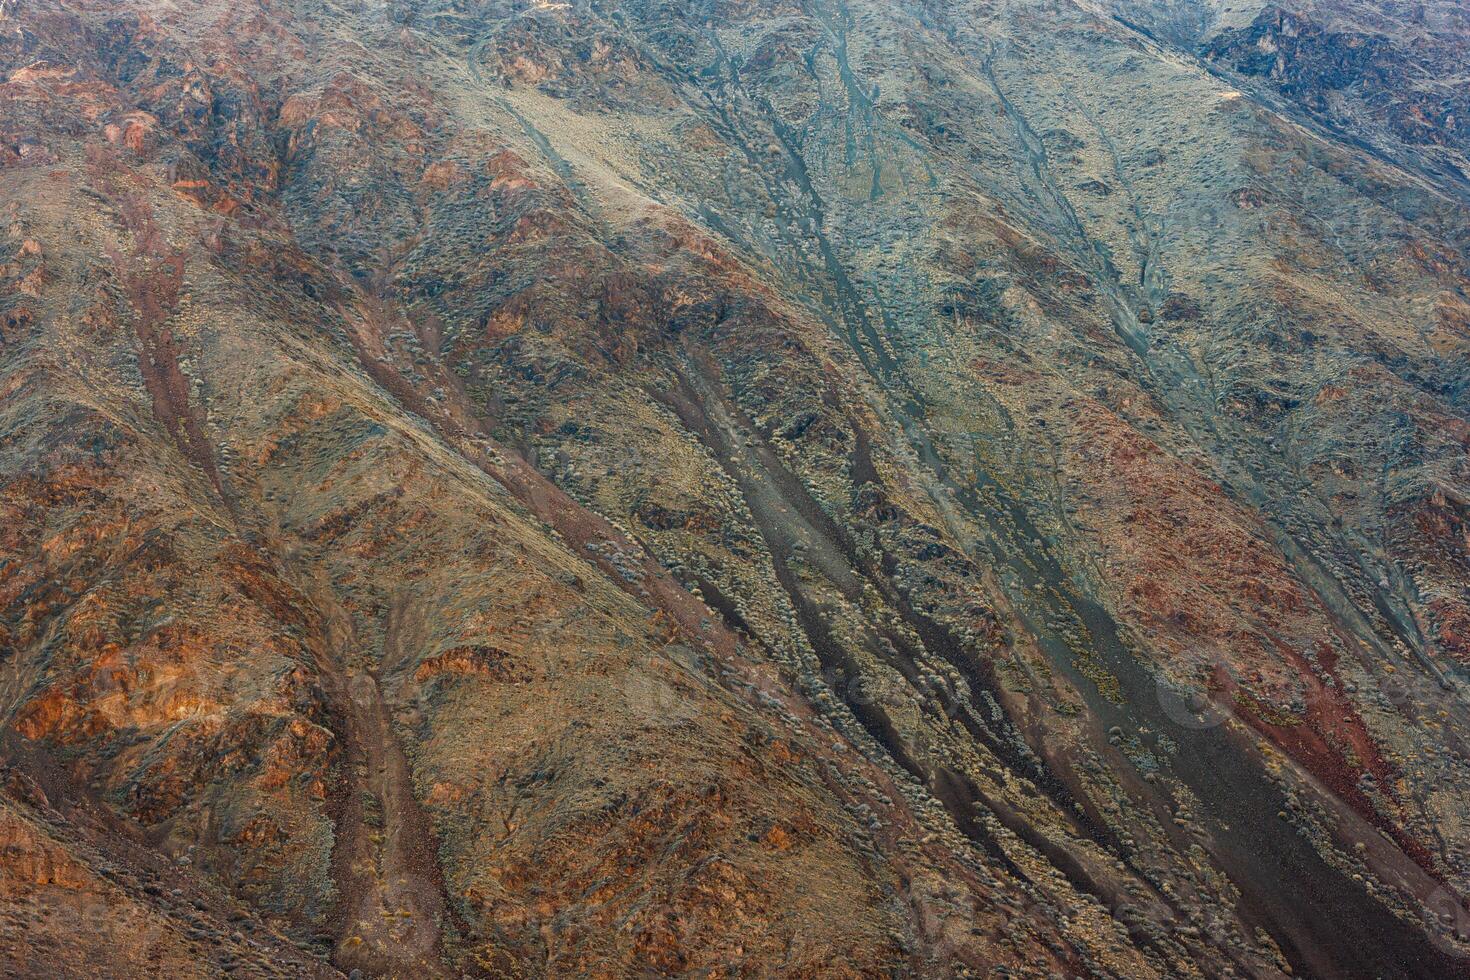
left=0, top=0, right=1467, bottom=977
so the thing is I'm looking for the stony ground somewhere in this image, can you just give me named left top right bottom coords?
left=0, top=0, right=1467, bottom=977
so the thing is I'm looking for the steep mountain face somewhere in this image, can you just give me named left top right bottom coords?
left=1114, top=0, right=1470, bottom=196
left=0, top=0, right=1467, bottom=977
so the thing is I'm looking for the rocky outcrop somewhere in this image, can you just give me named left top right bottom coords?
left=1201, top=0, right=1470, bottom=193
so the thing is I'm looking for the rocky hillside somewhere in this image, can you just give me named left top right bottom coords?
left=0, top=0, right=1466, bottom=977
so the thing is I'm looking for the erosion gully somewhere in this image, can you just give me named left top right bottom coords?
left=660, top=355, right=1245, bottom=972
left=301, top=570, right=459, bottom=980
left=455, top=10, right=1464, bottom=971
left=686, top=45, right=1457, bottom=976
left=969, top=40, right=1461, bottom=977
left=906, top=405, right=1460, bottom=978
